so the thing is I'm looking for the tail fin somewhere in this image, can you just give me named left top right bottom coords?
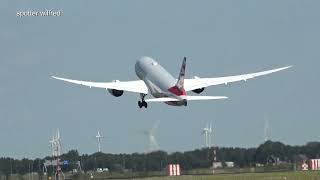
left=168, top=57, right=187, bottom=96
left=176, top=57, right=186, bottom=89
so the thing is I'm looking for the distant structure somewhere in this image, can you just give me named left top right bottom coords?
left=212, top=124, right=216, bottom=161
left=143, top=120, right=160, bottom=152
left=210, top=123, right=217, bottom=174
left=168, top=164, right=181, bottom=176
left=44, top=129, right=65, bottom=179
left=264, top=117, right=271, bottom=142
left=50, top=129, right=62, bottom=157
left=96, top=130, right=104, bottom=152
left=202, top=122, right=212, bottom=148
left=48, top=128, right=65, bottom=180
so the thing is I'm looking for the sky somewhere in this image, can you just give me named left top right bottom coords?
left=1, top=0, right=319, bottom=158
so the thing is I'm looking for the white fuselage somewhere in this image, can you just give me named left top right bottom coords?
left=135, top=57, right=185, bottom=106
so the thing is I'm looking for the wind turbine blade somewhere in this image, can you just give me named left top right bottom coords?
left=150, top=136, right=159, bottom=149
left=57, top=128, right=60, bottom=139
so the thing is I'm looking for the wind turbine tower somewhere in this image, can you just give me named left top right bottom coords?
left=202, top=123, right=212, bottom=148
left=264, top=118, right=271, bottom=142
left=96, top=130, right=104, bottom=152
left=202, top=124, right=208, bottom=148
left=50, top=135, right=56, bottom=157
left=56, top=128, right=62, bottom=156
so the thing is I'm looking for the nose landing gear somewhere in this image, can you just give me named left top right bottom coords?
left=138, top=94, right=148, bottom=108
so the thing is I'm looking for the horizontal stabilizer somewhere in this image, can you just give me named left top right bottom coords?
left=145, top=96, right=228, bottom=102
left=185, top=96, right=228, bottom=100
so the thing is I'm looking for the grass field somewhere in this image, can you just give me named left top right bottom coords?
left=117, top=171, right=320, bottom=180
left=5, top=171, right=319, bottom=180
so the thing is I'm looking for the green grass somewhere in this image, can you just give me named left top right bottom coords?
left=13, top=171, right=319, bottom=180
left=116, top=171, right=320, bottom=180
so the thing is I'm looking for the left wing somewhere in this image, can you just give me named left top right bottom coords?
left=145, top=96, right=228, bottom=102
left=184, top=66, right=292, bottom=92
left=51, top=76, right=148, bottom=94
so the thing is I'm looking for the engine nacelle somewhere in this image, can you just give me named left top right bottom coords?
left=108, top=89, right=124, bottom=97
left=192, top=88, right=205, bottom=94
left=191, top=76, right=205, bottom=94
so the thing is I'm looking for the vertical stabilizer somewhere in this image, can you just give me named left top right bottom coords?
left=168, top=57, right=187, bottom=96
left=176, top=57, right=186, bottom=89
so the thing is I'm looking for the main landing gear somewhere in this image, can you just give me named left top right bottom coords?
left=138, top=93, right=148, bottom=108
left=138, top=100, right=147, bottom=108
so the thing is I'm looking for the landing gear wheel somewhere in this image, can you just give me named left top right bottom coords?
left=138, top=100, right=148, bottom=108
left=142, top=101, right=148, bottom=108
left=138, top=93, right=148, bottom=108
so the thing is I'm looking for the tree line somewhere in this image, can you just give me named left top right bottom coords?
left=0, top=141, right=319, bottom=176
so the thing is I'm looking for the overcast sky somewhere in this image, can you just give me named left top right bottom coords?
left=1, top=0, right=319, bottom=158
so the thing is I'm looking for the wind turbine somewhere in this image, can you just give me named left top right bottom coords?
left=202, top=122, right=213, bottom=148
left=49, top=135, right=56, bottom=157
left=49, top=130, right=60, bottom=157
left=56, top=128, right=62, bottom=156
left=264, top=116, right=271, bottom=142
left=48, top=129, right=65, bottom=179
left=96, top=130, right=104, bottom=152
left=143, top=120, right=160, bottom=152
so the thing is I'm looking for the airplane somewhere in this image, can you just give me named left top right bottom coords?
left=52, top=56, right=291, bottom=108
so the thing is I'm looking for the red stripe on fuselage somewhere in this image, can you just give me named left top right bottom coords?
left=168, top=86, right=186, bottom=96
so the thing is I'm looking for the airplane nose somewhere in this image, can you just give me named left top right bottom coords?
left=135, top=57, right=143, bottom=67
left=135, top=58, right=146, bottom=79
left=135, top=56, right=154, bottom=74
left=140, top=56, right=153, bottom=63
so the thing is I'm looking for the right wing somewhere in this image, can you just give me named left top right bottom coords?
left=145, top=96, right=228, bottom=102
left=51, top=76, right=148, bottom=94
left=184, top=66, right=292, bottom=92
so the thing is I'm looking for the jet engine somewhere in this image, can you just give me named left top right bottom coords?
left=108, top=89, right=124, bottom=97
left=107, top=80, right=124, bottom=97
left=191, top=76, right=205, bottom=94
left=192, top=88, right=205, bottom=94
